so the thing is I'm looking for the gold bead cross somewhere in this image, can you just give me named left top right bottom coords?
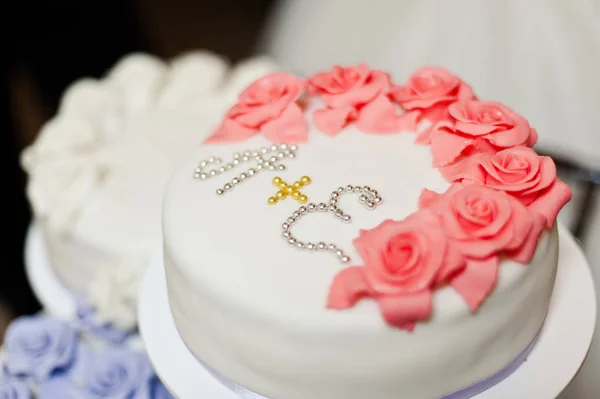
left=268, top=176, right=311, bottom=205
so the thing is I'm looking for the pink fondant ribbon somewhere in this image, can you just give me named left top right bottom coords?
left=190, top=328, right=541, bottom=399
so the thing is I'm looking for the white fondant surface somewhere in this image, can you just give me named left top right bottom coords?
left=21, top=51, right=277, bottom=326
left=163, top=127, right=560, bottom=399
left=145, top=226, right=595, bottom=399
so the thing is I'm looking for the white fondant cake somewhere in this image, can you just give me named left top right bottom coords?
left=162, top=66, right=570, bottom=398
left=21, top=51, right=277, bottom=329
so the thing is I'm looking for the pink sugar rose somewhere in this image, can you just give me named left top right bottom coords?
left=204, top=72, right=308, bottom=144
left=421, top=100, right=538, bottom=167
left=419, top=184, right=546, bottom=311
left=391, top=67, right=476, bottom=124
left=308, top=64, right=419, bottom=135
left=441, top=146, right=572, bottom=228
left=327, top=210, right=465, bottom=331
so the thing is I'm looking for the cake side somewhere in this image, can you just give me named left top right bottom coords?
left=162, top=65, right=571, bottom=398
left=20, top=51, right=278, bottom=328
left=165, top=226, right=556, bottom=399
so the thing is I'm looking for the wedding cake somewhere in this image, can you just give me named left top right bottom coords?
left=21, top=51, right=277, bottom=330
left=162, top=65, right=572, bottom=398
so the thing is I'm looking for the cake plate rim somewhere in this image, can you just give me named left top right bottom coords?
left=24, top=222, right=78, bottom=321
left=141, top=224, right=595, bottom=399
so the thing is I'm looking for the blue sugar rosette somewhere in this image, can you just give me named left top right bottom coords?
left=1, top=315, right=172, bottom=399
left=0, top=377, right=32, bottom=399
left=39, top=349, right=173, bottom=399
left=3, top=316, right=77, bottom=382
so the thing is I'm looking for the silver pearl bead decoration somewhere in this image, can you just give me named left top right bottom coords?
left=280, top=185, right=383, bottom=264
left=193, top=144, right=299, bottom=195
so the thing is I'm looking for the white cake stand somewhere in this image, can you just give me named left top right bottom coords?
left=24, top=223, right=144, bottom=348
left=138, top=225, right=596, bottom=399
left=24, top=223, right=77, bottom=320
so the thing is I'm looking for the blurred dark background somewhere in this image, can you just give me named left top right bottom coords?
left=2, top=0, right=276, bottom=330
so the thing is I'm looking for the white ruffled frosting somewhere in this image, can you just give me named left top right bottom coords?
left=87, top=257, right=146, bottom=331
left=22, top=51, right=278, bottom=328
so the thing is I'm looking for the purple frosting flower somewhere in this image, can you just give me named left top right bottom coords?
left=72, top=350, right=153, bottom=399
left=75, top=302, right=130, bottom=345
left=0, top=378, right=31, bottom=399
left=3, top=316, right=76, bottom=382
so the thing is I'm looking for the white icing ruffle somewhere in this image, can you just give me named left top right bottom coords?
left=21, top=51, right=278, bottom=233
left=87, top=257, right=147, bottom=331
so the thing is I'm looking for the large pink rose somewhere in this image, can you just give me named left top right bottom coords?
left=204, top=72, right=308, bottom=144
left=441, top=146, right=572, bottom=227
left=419, top=184, right=546, bottom=310
left=422, top=100, right=538, bottom=167
left=327, top=210, right=465, bottom=331
left=308, top=64, right=418, bottom=135
left=391, top=67, right=476, bottom=124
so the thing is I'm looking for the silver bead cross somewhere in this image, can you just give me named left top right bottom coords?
left=281, top=185, right=383, bottom=264
left=193, top=144, right=298, bottom=195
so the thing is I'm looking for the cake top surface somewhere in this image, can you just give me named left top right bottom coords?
left=164, top=65, right=572, bottom=331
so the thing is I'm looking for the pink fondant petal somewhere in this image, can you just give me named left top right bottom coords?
left=430, top=128, right=473, bottom=167
left=355, top=95, right=401, bottom=134
left=377, top=290, right=433, bottom=330
left=233, top=100, right=287, bottom=127
left=418, top=188, right=442, bottom=209
left=420, top=103, right=451, bottom=124
left=527, top=128, right=538, bottom=147
left=203, top=118, right=258, bottom=144
left=520, top=156, right=556, bottom=195
left=326, top=267, right=372, bottom=309
left=507, top=213, right=546, bottom=263
left=322, top=81, right=381, bottom=109
left=471, top=138, right=499, bottom=155
left=451, top=257, right=499, bottom=312
left=353, top=219, right=398, bottom=269
left=527, top=179, right=573, bottom=228
left=439, top=155, right=485, bottom=183
left=435, top=243, right=466, bottom=285
left=313, top=107, right=355, bottom=136
left=454, top=121, right=498, bottom=136
left=457, top=83, right=477, bottom=102
left=262, top=103, right=308, bottom=144
left=397, top=322, right=417, bottom=332
left=505, top=198, right=537, bottom=251
left=415, top=123, right=432, bottom=144
left=485, top=125, right=531, bottom=148
left=397, top=110, right=421, bottom=132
